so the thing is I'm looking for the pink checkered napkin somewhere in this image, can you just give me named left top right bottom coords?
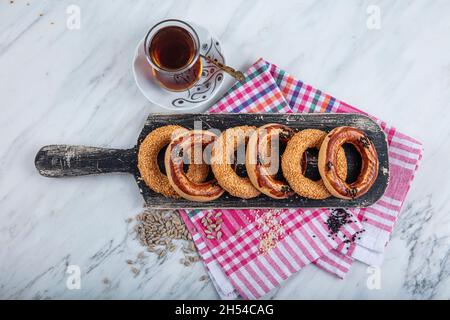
left=180, top=58, right=422, bottom=299
left=180, top=61, right=362, bottom=299
left=181, top=208, right=362, bottom=299
left=265, top=61, right=423, bottom=265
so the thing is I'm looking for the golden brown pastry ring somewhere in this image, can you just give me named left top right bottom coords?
left=318, top=126, right=379, bottom=200
left=211, top=126, right=261, bottom=199
left=246, top=124, right=295, bottom=199
left=165, top=130, right=224, bottom=202
left=137, top=125, right=209, bottom=198
left=282, top=129, right=348, bottom=200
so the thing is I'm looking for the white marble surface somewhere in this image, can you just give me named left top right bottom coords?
left=1, top=0, right=449, bottom=299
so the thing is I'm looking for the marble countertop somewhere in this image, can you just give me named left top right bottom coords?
left=1, top=0, right=449, bottom=299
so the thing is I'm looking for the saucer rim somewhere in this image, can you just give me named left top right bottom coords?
left=132, top=22, right=226, bottom=111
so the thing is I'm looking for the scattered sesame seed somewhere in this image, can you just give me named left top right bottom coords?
left=256, top=209, right=285, bottom=255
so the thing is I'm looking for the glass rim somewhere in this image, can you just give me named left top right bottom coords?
left=144, top=19, right=201, bottom=74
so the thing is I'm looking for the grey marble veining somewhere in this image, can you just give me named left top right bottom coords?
left=0, top=0, right=449, bottom=299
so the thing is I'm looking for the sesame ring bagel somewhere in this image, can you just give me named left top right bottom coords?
left=318, top=126, right=378, bottom=200
left=246, top=124, right=295, bottom=199
left=211, top=126, right=260, bottom=199
left=282, top=129, right=348, bottom=200
left=165, top=130, right=224, bottom=202
left=137, top=125, right=209, bottom=198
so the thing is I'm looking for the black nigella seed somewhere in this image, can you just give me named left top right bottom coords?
left=326, top=161, right=333, bottom=171
left=325, top=209, right=352, bottom=235
left=358, top=135, right=371, bottom=148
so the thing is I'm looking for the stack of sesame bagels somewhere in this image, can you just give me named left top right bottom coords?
left=137, top=124, right=379, bottom=202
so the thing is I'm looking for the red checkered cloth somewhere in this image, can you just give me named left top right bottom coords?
left=180, top=58, right=423, bottom=299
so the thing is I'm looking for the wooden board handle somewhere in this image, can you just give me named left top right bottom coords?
left=35, top=145, right=136, bottom=177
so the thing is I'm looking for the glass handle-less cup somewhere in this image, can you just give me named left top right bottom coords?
left=144, top=19, right=203, bottom=92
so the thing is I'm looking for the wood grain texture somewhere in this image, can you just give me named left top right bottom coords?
left=35, top=113, right=389, bottom=208
left=35, top=145, right=136, bottom=177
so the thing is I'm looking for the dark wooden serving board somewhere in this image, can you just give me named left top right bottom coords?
left=35, top=113, right=389, bottom=209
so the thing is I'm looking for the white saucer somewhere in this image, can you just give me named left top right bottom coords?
left=132, top=22, right=226, bottom=111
